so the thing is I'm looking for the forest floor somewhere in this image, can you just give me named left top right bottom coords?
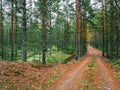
left=0, top=46, right=120, bottom=90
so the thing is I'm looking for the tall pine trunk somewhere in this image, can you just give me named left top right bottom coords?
left=11, top=0, right=14, bottom=61
left=49, top=3, right=52, bottom=56
left=64, top=11, right=69, bottom=49
left=22, top=0, right=27, bottom=61
left=0, top=0, right=4, bottom=60
left=102, top=0, right=105, bottom=56
left=75, top=0, right=81, bottom=59
left=105, top=1, right=109, bottom=57
left=114, top=0, right=120, bottom=58
left=14, top=0, right=18, bottom=60
left=110, top=0, right=114, bottom=59
left=42, top=0, right=47, bottom=64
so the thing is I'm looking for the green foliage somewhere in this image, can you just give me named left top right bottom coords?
left=111, top=59, right=120, bottom=78
left=115, top=59, right=120, bottom=65
left=63, top=46, right=75, bottom=54
left=83, top=79, right=92, bottom=90
left=47, top=51, right=69, bottom=65
left=117, top=72, right=120, bottom=78
left=51, top=45, right=58, bottom=51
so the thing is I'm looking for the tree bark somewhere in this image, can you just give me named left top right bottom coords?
left=75, top=0, right=81, bottom=59
left=11, top=0, right=14, bottom=61
left=22, top=0, right=27, bottom=61
left=110, top=0, right=114, bottom=59
left=105, top=1, right=109, bottom=57
left=42, top=0, right=47, bottom=64
left=102, top=0, right=105, bottom=56
left=14, top=0, right=18, bottom=60
left=0, top=0, right=4, bottom=60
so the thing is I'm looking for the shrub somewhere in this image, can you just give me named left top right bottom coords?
left=51, top=45, right=58, bottom=51
left=47, top=52, right=69, bottom=65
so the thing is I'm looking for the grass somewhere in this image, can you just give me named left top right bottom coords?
left=82, top=57, right=96, bottom=90
left=111, top=59, right=120, bottom=78
left=87, top=57, right=96, bottom=72
left=115, top=59, right=120, bottom=65
left=117, top=72, right=120, bottom=78
left=41, top=74, right=60, bottom=88
left=83, top=79, right=92, bottom=90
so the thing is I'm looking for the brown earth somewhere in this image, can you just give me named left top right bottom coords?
left=0, top=45, right=120, bottom=90
left=46, top=45, right=120, bottom=90
left=0, top=60, right=77, bottom=90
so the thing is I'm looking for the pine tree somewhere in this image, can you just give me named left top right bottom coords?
left=0, top=0, right=4, bottom=60
left=10, top=0, right=14, bottom=61
left=14, top=0, right=18, bottom=60
left=41, top=0, right=47, bottom=64
left=22, top=0, right=27, bottom=61
left=75, top=0, right=81, bottom=59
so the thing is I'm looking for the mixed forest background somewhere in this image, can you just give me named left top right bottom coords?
left=0, top=0, right=120, bottom=64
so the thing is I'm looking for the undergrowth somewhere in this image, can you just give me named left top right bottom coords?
left=42, top=74, right=60, bottom=88
left=111, top=59, right=120, bottom=78
left=47, top=51, right=70, bottom=65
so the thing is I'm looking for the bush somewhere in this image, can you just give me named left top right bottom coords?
left=47, top=52, right=69, bottom=65
left=115, top=59, right=120, bottom=65
left=63, top=46, right=75, bottom=54
left=51, top=45, right=58, bottom=51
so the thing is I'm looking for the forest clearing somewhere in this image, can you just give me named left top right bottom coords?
left=0, top=0, right=120, bottom=90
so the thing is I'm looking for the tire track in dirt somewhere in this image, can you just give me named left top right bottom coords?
left=75, top=56, right=120, bottom=90
left=96, top=57, right=120, bottom=90
left=47, top=56, right=91, bottom=90
left=46, top=45, right=120, bottom=90
left=70, top=56, right=93, bottom=90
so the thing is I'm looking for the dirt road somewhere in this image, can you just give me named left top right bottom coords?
left=47, top=45, right=120, bottom=90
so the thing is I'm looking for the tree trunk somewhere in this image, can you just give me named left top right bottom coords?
left=75, top=0, right=81, bottom=59
left=14, top=0, right=18, bottom=60
left=0, top=0, right=4, bottom=60
left=114, top=0, right=120, bottom=58
left=49, top=3, right=52, bottom=56
left=83, top=22, right=87, bottom=55
left=22, top=0, right=27, bottom=61
left=64, top=11, right=69, bottom=49
left=105, top=1, right=109, bottom=57
left=11, top=0, right=14, bottom=61
left=110, top=0, right=114, bottom=59
left=42, top=0, right=47, bottom=64
left=116, top=8, right=120, bottom=58
left=102, top=0, right=105, bottom=56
